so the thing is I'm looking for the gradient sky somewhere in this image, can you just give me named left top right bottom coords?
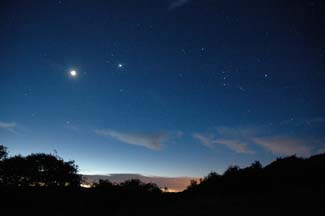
left=1, top=0, right=325, bottom=177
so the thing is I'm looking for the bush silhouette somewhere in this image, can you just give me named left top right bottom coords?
left=0, top=148, right=80, bottom=187
left=0, top=145, right=8, bottom=160
left=93, top=179, right=115, bottom=190
left=185, top=154, right=325, bottom=196
left=1, top=144, right=325, bottom=215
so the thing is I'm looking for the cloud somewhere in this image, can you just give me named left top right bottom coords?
left=0, top=121, right=16, bottom=129
left=193, top=133, right=214, bottom=148
left=213, top=139, right=253, bottom=154
left=215, top=126, right=260, bottom=138
left=0, top=121, right=17, bottom=133
left=64, top=124, right=79, bottom=132
left=193, top=132, right=253, bottom=154
left=193, top=126, right=319, bottom=156
left=253, top=136, right=312, bottom=157
left=95, top=129, right=165, bottom=150
left=168, top=0, right=190, bottom=10
left=175, top=130, right=184, bottom=138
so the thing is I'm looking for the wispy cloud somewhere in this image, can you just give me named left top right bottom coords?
left=0, top=121, right=17, bottom=134
left=193, top=133, right=215, bottom=149
left=64, top=123, right=79, bottom=132
left=213, top=139, right=253, bottom=154
left=168, top=0, right=190, bottom=10
left=95, top=129, right=165, bottom=150
left=253, top=136, right=312, bottom=156
left=193, top=126, right=321, bottom=156
left=193, top=132, right=253, bottom=154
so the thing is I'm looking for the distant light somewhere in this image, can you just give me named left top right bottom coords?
left=80, top=184, right=92, bottom=188
left=70, top=70, right=77, bottom=77
left=264, top=73, right=268, bottom=78
left=118, top=63, right=123, bottom=68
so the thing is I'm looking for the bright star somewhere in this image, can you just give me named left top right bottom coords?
left=118, top=63, right=123, bottom=68
left=70, top=70, right=77, bottom=77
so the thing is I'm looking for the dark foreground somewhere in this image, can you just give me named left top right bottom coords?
left=0, top=187, right=324, bottom=215
left=1, top=148, right=325, bottom=215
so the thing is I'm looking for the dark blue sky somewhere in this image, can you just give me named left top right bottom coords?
left=1, top=0, right=325, bottom=177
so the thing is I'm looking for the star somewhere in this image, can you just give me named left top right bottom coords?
left=118, top=63, right=123, bottom=68
left=264, top=73, right=268, bottom=78
left=70, top=70, right=77, bottom=77
left=239, top=85, right=246, bottom=92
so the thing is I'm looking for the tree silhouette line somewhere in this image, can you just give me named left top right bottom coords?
left=1, top=144, right=324, bottom=215
left=0, top=145, right=80, bottom=187
left=185, top=154, right=325, bottom=196
left=0, top=145, right=161, bottom=192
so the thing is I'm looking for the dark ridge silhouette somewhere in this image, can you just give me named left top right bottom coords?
left=0, top=144, right=324, bottom=215
left=184, top=154, right=325, bottom=195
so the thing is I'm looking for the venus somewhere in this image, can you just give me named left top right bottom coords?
left=70, top=70, right=77, bottom=77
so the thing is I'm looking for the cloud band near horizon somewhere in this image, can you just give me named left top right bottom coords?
left=193, top=126, right=323, bottom=157
left=95, top=129, right=165, bottom=150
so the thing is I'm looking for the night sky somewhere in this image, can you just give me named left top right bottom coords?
left=1, top=0, right=325, bottom=177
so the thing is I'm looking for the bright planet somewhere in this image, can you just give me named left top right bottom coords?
left=70, top=70, right=77, bottom=77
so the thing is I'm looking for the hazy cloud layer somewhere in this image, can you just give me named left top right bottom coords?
left=0, top=121, right=17, bottom=133
left=168, top=0, right=190, bottom=10
left=194, top=126, right=320, bottom=156
left=95, top=129, right=165, bottom=150
left=253, top=137, right=312, bottom=156
left=193, top=132, right=253, bottom=154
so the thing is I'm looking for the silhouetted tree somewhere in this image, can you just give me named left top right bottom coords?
left=119, top=179, right=161, bottom=193
left=223, top=165, right=240, bottom=176
left=0, top=155, right=28, bottom=186
left=251, top=161, right=262, bottom=169
left=0, top=145, right=8, bottom=185
left=143, top=182, right=161, bottom=193
left=93, top=179, right=115, bottom=190
left=0, top=146, right=81, bottom=187
left=120, top=179, right=143, bottom=191
left=0, top=145, right=8, bottom=160
left=25, top=153, right=81, bottom=187
left=186, top=179, right=198, bottom=192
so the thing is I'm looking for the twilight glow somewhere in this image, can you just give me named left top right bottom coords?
left=1, top=0, right=325, bottom=180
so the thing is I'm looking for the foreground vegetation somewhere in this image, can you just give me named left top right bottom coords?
left=1, top=145, right=324, bottom=215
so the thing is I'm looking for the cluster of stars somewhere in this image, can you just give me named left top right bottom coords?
left=24, top=88, right=32, bottom=96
